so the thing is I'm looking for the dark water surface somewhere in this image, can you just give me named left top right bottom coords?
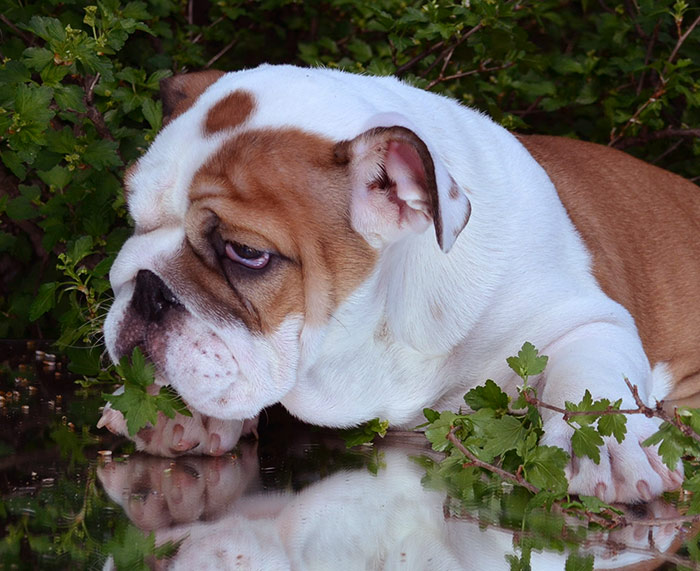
left=1, top=341, right=698, bottom=570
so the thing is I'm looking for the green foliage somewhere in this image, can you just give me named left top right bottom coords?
left=105, top=347, right=190, bottom=436
left=423, top=342, right=700, bottom=514
left=1, top=0, right=698, bottom=343
left=105, top=525, right=182, bottom=570
left=341, top=417, right=389, bottom=447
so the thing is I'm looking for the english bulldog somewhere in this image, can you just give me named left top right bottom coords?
left=101, top=64, right=700, bottom=503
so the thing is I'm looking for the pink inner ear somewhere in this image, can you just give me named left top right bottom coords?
left=386, top=141, right=427, bottom=187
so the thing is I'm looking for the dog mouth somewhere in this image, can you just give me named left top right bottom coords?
left=112, top=270, right=187, bottom=367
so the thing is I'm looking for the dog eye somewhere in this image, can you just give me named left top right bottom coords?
left=224, top=241, right=270, bottom=269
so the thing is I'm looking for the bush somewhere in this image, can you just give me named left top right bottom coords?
left=0, top=0, right=698, bottom=345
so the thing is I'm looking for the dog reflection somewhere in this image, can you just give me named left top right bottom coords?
left=98, top=443, right=684, bottom=570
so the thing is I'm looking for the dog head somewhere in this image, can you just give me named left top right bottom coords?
left=103, top=65, right=471, bottom=421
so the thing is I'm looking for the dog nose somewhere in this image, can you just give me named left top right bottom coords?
left=132, top=270, right=181, bottom=322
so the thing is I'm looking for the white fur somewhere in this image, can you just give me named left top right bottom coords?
left=98, top=446, right=679, bottom=570
left=103, top=65, right=682, bottom=502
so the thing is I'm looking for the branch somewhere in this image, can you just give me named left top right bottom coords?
left=623, top=377, right=700, bottom=445
left=205, top=39, right=237, bottom=69
left=395, top=40, right=446, bottom=76
left=427, top=61, right=514, bottom=90
left=519, top=389, right=645, bottom=421
left=667, top=14, right=700, bottom=66
left=0, top=13, right=34, bottom=45
left=612, top=127, right=700, bottom=150
left=446, top=426, right=540, bottom=493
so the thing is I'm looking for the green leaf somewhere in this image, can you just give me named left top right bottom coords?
left=1, top=151, right=27, bottom=180
left=117, top=347, right=156, bottom=390
left=53, top=84, right=86, bottom=111
left=425, top=411, right=461, bottom=452
left=22, top=47, right=54, bottom=71
left=577, top=494, right=621, bottom=514
left=38, top=165, right=73, bottom=190
left=506, top=342, right=548, bottom=381
left=66, top=235, right=94, bottom=264
left=155, top=385, right=192, bottom=419
left=571, top=425, right=604, bottom=464
left=6, top=196, right=37, bottom=220
left=82, top=139, right=122, bottom=169
left=423, top=408, right=440, bottom=423
left=523, top=445, right=569, bottom=493
left=66, top=346, right=103, bottom=376
left=14, top=84, right=55, bottom=128
left=107, top=384, right=159, bottom=436
left=683, top=472, right=700, bottom=515
left=481, top=415, right=528, bottom=458
left=23, top=16, right=66, bottom=43
left=464, top=379, right=510, bottom=412
left=141, top=98, right=162, bottom=131
left=643, top=421, right=691, bottom=470
left=341, top=418, right=389, bottom=447
left=107, top=525, right=159, bottom=570
left=565, top=551, right=594, bottom=571
left=28, top=282, right=57, bottom=321
left=597, top=412, right=627, bottom=444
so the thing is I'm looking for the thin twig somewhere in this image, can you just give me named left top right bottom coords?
left=667, top=14, right=700, bottom=66
left=446, top=426, right=540, bottom=493
left=205, top=39, right=237, bottom=69
left=613, top=127, right=700, bottom=150
left=0, top=13, right=34, bottom=44
left=520, top=390, right=650, bottom=420
left=427, top=62, right=514, bottom=90
left=637, top=21, right=659, bottom=96
left=395, top=40, right=445, bottom=76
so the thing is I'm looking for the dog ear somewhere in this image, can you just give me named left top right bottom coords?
left=337, top=124, right=470, bottom=253
left=160, top=70, right=226, bottom=125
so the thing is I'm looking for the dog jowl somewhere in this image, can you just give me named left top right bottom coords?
left=101, top=64, right=700, bottom=503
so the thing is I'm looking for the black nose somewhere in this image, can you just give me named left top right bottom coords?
left=131, top=270, right=181, bottom=322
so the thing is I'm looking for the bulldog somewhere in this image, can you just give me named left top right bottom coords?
left=101, top=64, right=700, bottom=503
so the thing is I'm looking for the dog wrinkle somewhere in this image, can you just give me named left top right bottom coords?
left=186, top=127, right=377, bottom=330
left=204, top=90, right=255, bottom=135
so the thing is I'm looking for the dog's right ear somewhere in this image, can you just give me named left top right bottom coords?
left=160, top=70, right=226, bottom=125
left=336, top=124, right=471, bottom=253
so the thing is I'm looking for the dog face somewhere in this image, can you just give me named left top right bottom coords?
left=104, top=66, right=471, bottom=421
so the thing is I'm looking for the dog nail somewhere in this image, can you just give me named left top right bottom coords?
left=636, top=480, right=653, bottom=501
left=208, top=433, right=221, bottom=455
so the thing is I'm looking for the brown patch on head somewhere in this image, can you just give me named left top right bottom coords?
left=180, top=128, right=377, bottom=333
left=160, top=70, right=226, bottom=125
left=204, top=91, right=255, bottom=135
left=449, top=183, right=460, bottom=200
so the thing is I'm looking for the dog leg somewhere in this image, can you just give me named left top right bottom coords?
left=536, top=322, right=684, bottom=503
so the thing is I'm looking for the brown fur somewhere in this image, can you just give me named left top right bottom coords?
left=181, top=128, right=377, bottom=333
left=204, top=91, right=255, bottom=134
left=160, top=70, right=226, bottom=124
left=520, top=135, right=700, bottom=405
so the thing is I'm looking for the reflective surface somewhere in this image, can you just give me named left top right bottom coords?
left=1, top=341, right=698, bottom=569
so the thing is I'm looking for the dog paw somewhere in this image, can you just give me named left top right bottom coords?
left=540, top=414, right=684, bottom=503
left=97, top=451, right=259, bottom=529
left=98, top=404, right=256, bottom=457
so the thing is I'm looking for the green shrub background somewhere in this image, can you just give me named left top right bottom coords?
left=1, top=0, right=698, bottom=346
